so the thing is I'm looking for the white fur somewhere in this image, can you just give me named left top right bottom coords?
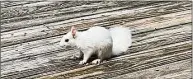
left=60, top=26, right=112, bottom=64
left=75, top=27, right=112, bottom=51
left=109, top=26, right=132, bottom=56
left=59, top=26, right=132, bottom=64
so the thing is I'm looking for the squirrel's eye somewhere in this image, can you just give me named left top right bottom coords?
left=65, top=39, right=69, bottom=42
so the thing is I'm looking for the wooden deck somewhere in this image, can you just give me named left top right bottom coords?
left=1, top=1, right=192, bottom=79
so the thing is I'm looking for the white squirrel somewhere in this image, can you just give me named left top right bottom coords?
left=59, top=26, right=132, bottom=65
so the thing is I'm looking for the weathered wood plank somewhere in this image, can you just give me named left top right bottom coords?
left=2, top=41, right=192, bottom=79
left=0, top=0, right=191, bottom=1
left=1, top=28, right=191, bottom=78
left=1, top=9, right=192, bottom=75
left=2, top=9, right=191, bottom=52
left=110, top=59, right=191, bottom=79
left=1, top=1, right=39, bottom=8
left=156, top=70, right=191, bottom=79
left=2, top=22, right=191, bottom=63
left=1, top=2, right=192, bottom=79
left=36, top=44, right=192, bottom=79
left=160, top=70, right=191, bottom=79
left=1, top=2, right=191, bottom=47
left=1, top=1, right=159, bottom=32
left=1, top=11, right=191, bottom=67
left=71, top=51, right=192, bottom=79
left=1, top=1, right=99, bottom=19
left=1, top=1, right=154, bottom=25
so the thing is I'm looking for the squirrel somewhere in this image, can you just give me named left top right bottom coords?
left=59, top=26, right=132, bottom=65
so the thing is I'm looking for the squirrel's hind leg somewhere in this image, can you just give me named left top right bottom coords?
left=91, top=59, right=101, bottom=65
left=92, top=45, right=112, bottom=65
left=91, top=50, right=103, bottom=65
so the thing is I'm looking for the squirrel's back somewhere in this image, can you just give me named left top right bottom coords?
left=76, top=26, right=113, bottom=50
left=76, top=26, right=132, bottom=56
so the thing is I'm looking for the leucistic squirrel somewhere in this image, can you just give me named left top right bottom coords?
left=59, top=26, right=132, bottom=65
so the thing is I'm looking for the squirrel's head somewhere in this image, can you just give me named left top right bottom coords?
left=59, top=26, right=77, bottom=47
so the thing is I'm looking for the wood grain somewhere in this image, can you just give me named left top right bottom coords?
left=37, top=43, right=192, bottom=79
left=1, top=2, right=191, bottom=47
left=110, top=59, right=191, bottom=79
left=1, top=1, right=158, bottom=32
left=1, top=1, right=192, bottom=79
left=1, top=25, right=191, bottom=78
left=1, top=1, right=154, bottom=25
left=1, top=1, right=98, bottom=19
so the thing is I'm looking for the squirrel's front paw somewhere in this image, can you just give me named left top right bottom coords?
left=79, top=60, right=87, bottom=65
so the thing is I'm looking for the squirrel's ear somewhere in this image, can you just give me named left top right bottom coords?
left=71, top=26, right=76, bottom=37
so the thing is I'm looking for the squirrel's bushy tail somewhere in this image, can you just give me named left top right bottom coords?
left=109, top=27, right=132, bottom=56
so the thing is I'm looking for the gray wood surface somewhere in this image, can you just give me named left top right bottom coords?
left=1, top=1, right=192, bottom=79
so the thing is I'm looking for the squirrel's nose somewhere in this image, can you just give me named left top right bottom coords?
left=59, top=44, right=65, bottom=48
left=59, top=42, right=64, bottom=47
left=59, top=44, right=64, bottom=47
